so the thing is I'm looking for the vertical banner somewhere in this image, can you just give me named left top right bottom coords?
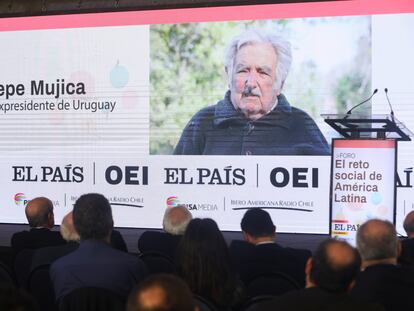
left=330, top=139, right=397, bottom=244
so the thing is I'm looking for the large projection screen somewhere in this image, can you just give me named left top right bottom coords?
left=0, top=0, right=413, bottom=234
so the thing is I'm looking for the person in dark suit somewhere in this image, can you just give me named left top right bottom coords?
left=30, top=211, right=80, bottom=271
left=351, top=219, right=414, bottom=311
left=11, top=197, right=66, bottom=254
left=50, top=193, right=147, bottom=301
left=111, top=230, right=128, bottom=253
left=138, top=205, right=192, bottom=259
left=399, top=210, right=414, bottom=265
left=31, top=210, right=128, bottom=272
left=230, top=208, right=311, bottom=288
left=255, top=239, right=383, bottom=311
left=0, top=286, right=38, bottom=311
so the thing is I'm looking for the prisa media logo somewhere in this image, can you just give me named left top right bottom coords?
left=14, top=193, right=29, bottom=206
left=166, top=196, right=180, bottom=208
left=165, top=196, right=218, bottom=211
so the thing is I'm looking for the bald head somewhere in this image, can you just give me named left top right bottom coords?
left=357, top=219, right=397, bottom=262
left=403, top=211, right=414, bottom=238
left=308, top=239, right=361, bottom=292
left=136, top=287, right=166, bottom=309
left=25, top=197, right=54, bottom=228
left=127, top=274, right=195, bottom=311
left=60, top=212, right=80, bottom=242
left=163, top=205, right=192, bottom=235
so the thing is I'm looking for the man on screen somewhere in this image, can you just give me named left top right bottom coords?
left=174, top=29, right=329, bottom=155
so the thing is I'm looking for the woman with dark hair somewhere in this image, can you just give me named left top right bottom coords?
left=176, top=218, right=241, bottom=310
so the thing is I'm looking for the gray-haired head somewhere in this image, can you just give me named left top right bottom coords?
left=163, top=205, right=192, bottom=235
left=60, top=211, right=80, bottom=242
left=356, top=219, right=398, bottom=261
left=224, top=29, right=292, bottom=93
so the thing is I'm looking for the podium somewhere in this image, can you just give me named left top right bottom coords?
left=322, top=113, right=412, bottom=244
left=322, top=113, right=412, bottom=141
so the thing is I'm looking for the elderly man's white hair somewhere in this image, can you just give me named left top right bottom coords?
left=224, top=29, right=292, bottom=93
left=60, top=211, right=80, bottom=242
left=162, top=205, right=192, bottom=235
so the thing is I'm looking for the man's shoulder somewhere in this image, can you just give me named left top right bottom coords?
left=282, top=245, right=312, bottom=258
left=277, top=98, right=329, bottom=155
left=229, top=240, right=254, bottom=257
left=110, top=230, right=128, bottom=252
left=258, top=288, right=383, bottom=311
left=188, top=104, right=217, bottom=123
left=351, top=264, right=414, bottom=309
left=255, top=288, right=323, bottom=311
left=230, top=240, right=310, bottom=258
left=357, top=264, right=414, bottom=281
left=140, top=230, right=167, bottom=239
left=10, top=230, right=28, bottom=250
left=12, top=228, right=62, bottom=247
left=52, top=242, right=139, bottom=267
left=140, top=231, right=179, bottom=242
left=139, top=231, right=171, bottom=245
left=400, top=238, right=414, bottom=264
left=35, top=229, right=66, bottom=244
left=11, top=230, right=29, bottom=241
left=138, top=231, right=180, bottom=256
left=289, top=105, right=318, bottom=124
left=352, top=264, right=414, bottom=296
left=256, top=243, right=311, bottom=258
left=188, top=94, right=233, bottom=123
left=51, top=245, right=80, bottom=266
left=33, top=243, right=77, bottom=269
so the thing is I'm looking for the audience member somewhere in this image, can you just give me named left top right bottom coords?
left=138, top=205, right=192, bottom=259
left=127, top=274, right=196, bottom=311
left=0, top=285, right=38, bottom=311
left=111, top=229, right=129, bottom=252
left=351, top=219, right=414, bottom=311
left=163, top=204, right=192, bottom=235
left=31, top=209, right=127, bottom=271
left=176, top=218, right=241, bottom=310
left=230, top=208, right=311, bottom=287
left=60, top=211, right=80, bottom=242
left=256, top=239, right=383, bottom=311
left=11, top=197, right=65, bottom=254
left=30, top=211, right=80, bottom=271
left=399, top=210, right=414, bottom=265
left=50, top=193, right=147, bottom=301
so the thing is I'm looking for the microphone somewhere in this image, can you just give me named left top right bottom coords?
left=384, top=88, right=395, bottom=122
left=346, top=89, right=378, bottom=115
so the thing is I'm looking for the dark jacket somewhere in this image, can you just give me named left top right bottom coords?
left=229, top=240, right=311, bottom=288
left=110, top=230, right=128, bottom=253
left=399, top=237, right=414, bottom=266
left=30, top=230, right=127, bottom=271
left=255, top=287, right=384, bottom=311
left=138, top=231, right=182, bottom=260
left=31, top=241, right=79, bottom=272
left=50, top=240, right=147, bottom=301
left=174, top=91, right=329, bottom=155
left=351, top=264, right=414, bottom=311
left=11, top=227, right=66, bottom=254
